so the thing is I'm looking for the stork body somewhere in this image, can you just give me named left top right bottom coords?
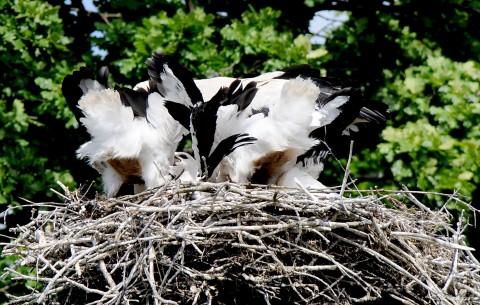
left=212, top=77, right=320, bottom=184
left=64, top=58, right=385, bottom=196
left=191, top=66, right=386, bottom=188
left=62, top=54, right=199, bottom=196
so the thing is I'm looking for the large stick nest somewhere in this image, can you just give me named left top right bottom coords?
left=3, top=182, right=480, bottom=305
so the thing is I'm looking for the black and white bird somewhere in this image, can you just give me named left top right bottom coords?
left=191, top=65, right=386, bottom=188
left=62, top=54, right=201, bottom=196
left=189, top=81, right=259, bottom=180
left=208, top=77, right=320, bottom=186
left=65, top=53, right=385, bottom=195
left=135, top=60, right=263, bottom=184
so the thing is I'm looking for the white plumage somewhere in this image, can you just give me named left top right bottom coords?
left=63, top=54, right=198, bottom=196
left=192, top=68, right=385, bottom=188
left=64, top=56, right=385, bottom=196
left=277, top=166, right=327, bottom=189
left=211, top=77, right=319, bottom=184
left=170, top=152, right=199, bottom=183
left=76, top=86, right=142, bottom=160
left=74, top=82, right=186, bottom=196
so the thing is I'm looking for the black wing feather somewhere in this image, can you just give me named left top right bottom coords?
left=118, top=87, right=149, bottom=118
left=222, top=80, right=258, bottom=112
left=163, top=101, right=192, bottom=130
left=191, top=79, right=261, bottom=178
left=206, top=133, right=256, bottom=178
left=277, top=66, right=388, bottom=162
left=301, top=102, right=387, bottom=162
left=274, top=64, right=321, bottom=80
left=145, top=52, right=203, bottom=104
left=62, top=67, right=93, bottom=122
left=191, top=87, right=229, bottom=174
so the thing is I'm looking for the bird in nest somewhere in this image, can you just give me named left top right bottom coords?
left=62, top=54, right=201, bottom=197
left=63, top=52, right=386, bottom=196
left=190, top=65, right=386, bottom=189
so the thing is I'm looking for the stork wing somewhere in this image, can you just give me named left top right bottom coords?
left=62, top=67, right=97, bottom=122
left=145, top=52, right=203, bottom=106
left=206, top=133, right=257, bottom=178
left=191, top=87, right=228, bottom=174
left=118, top=87, right=149, bottom=118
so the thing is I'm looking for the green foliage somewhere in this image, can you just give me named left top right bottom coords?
left=0, top=254, right=42, bottom=302
left=219, top=8, right=322, bottom=74
left=98, top=6, right=326, bottom=80
left=377, top=55, right=480, bottom=202
left=0, top=0, right=75, bottom=207
left=115, top=8, right=222, bottom=77
left=322, top=11, right=479, bottom=207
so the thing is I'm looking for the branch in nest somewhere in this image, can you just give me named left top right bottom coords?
left=2, top=182, right=479, bottom=305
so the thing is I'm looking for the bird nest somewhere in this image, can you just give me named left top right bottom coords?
left=3, top=182, right=480, bottom=305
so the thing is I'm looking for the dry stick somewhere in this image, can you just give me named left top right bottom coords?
left=402, top=185, right=432, bottom=213
left=99, top=259, right=117, bottom=289
left=49, top=187, right=70, bottom=201
left=92, top=235, right=117, bottom=290
left=442, top=211, right=463, bottom=293
left=294, top=178, right=317, bottom=202
left=390, top=232, right=474, bottom=251
left=114, top=246, right=150, bottom=305
left=330, top=232, right=454, bottom=305
left=339, top=141, right=354, bottom=213
left=158, top=240, right=187, bottom=295
left=145, top=244, right=178, bottom=305
left=275, top=237, right=374, bottom=293
left=5, top=182, right=480, bottom=305
left=63, top=277, right=113, bottom=297
left=7, top=287, right=66, bottom=305
left=37, top=243, right=105, bottom=303
left=371, top=218, right=445, bottom=301
left=389, top=293, right=418, bottom=305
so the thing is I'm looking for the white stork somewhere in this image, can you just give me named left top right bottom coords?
left=62, top=53, right=201, bottom=196
left=65, top=54, right=385, bottom=195
left=190, top=65, right=386, bottom=188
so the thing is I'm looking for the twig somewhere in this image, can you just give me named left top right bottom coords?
left=339, top=141, right=354, bottom=213
left=3, top=182, right=479, bottom=305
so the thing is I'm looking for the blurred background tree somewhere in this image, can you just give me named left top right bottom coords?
left=1, top=0, right=479, bottom=300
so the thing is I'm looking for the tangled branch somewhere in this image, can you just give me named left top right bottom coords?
left=2, top=182, right=480, bottom=304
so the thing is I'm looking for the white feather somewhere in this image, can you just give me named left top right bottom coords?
left=138, top=146, right=171, bottom=189
left=299, top=157, right=325, bottom=179
left=194, top=71, right=283, bottom=101
left=101, top=163, right=124, bottom=197
left=133, top=80, right=150, bottom=91
left=156, top=65, right=194, bottom=107
left=310, top=95, right=350, bottom=129
left=76, top=84, right=187, bottom=195
left=76, top=89, right=143, bottom=160
left=194, top=77, right=234, bottom=101
left=147, top=92, right=187, bottom=140
left=136, top=92, right=188, bottom=188
left=213, top=78, right=319, bottom=183
left=170, top=152, right=199, bottom=183
left=277, top=167, right=327, bottom=189
left=132, top=71, right=355, bottom=188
